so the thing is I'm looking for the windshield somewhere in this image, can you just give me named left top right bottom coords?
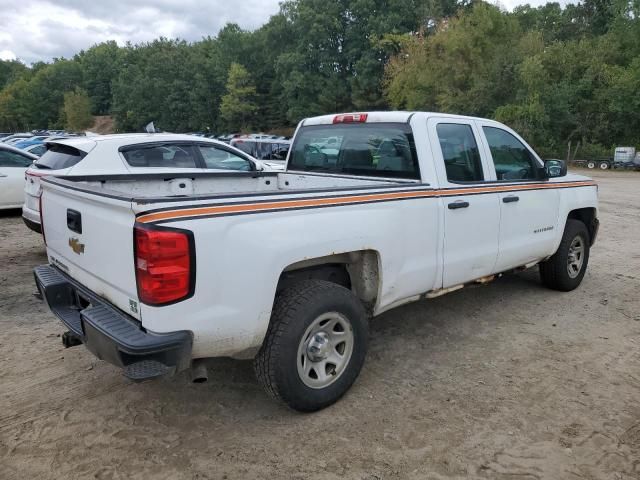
left=288, top=123, right=420, bottom=179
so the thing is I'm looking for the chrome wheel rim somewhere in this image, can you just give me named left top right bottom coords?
left=567, top=236, right=585, bottom=279
left=296, top=312, right=354, bottom=389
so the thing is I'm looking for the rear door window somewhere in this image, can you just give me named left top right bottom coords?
left=289, top=123, right=419, bottom=179
left=435, top=123, right=484, bottom=183
left=34, top=144, right=85, bottom=170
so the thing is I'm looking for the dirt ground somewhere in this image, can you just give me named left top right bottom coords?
left=0, top=169, right=639, bottom=480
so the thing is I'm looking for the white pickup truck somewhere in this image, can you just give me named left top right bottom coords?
left=35, top=111, right=599, bottom=411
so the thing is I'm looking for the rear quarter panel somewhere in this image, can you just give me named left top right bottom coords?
left=139, top=191, right=441, bottom=358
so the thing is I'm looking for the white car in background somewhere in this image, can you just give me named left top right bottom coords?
left=22, top=133, right=268, bottom=233
left=0, top=143, right=38, bottom=210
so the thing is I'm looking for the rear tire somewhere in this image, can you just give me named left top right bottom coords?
left=586, top=161, right=596, bottom=169
left=539, top=219, right=590, bottom=291
left=254, top=280, right=368, bottom=412
left=599, top=161, right=609, bottom=170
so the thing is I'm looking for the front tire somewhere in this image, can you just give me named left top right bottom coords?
left=539, top=219, right=590, bottom=291
left=254, top=280, right=368, bottom=412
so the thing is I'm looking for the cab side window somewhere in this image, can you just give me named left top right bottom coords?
left=483, top=127, right=540, bottom=181
left=436, top=123, right=484, bottom=182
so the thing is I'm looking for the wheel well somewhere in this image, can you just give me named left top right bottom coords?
left=567, top=208, right=597, bottom=243
left=277, top=250, right=380, bottom=311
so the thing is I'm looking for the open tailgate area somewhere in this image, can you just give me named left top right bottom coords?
left=40, top=178, right=141, bottom=319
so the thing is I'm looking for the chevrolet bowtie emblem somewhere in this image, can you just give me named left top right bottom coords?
left=68, top=237, right=85, bottom=255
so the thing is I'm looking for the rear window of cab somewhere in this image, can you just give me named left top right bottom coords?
left=288, top=123, right=420, bottom=179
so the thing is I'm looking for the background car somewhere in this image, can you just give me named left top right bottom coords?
left=13, top=136, right=50, bottom=148
left=22, top=133, right=268, bottom=232
left=23, top=144, right=48, bottom=157
left=2, top=133, right=33, bottom=144
left=14, top=136, right=68, bottom=149
left=0, top=143, right=37, bottom=210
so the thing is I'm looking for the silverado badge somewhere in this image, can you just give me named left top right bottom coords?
left=68, top=237, right=85, bottom=255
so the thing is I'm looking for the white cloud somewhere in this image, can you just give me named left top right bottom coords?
left=0, top=0, right=282, bottom=64
left=0, top=50, right=17, bottom=60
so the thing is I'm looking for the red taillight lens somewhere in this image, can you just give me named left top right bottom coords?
left=333, top=113, right=368, bottom=124
left=134, top=225, right=194, bottom=305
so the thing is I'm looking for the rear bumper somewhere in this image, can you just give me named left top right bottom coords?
left=22, top=215, right=42, bottom=233
left=22, top=206, right=41, bottom=233
left=34, top=265, right=192, bottom=381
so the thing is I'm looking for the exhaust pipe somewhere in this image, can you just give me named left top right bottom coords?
left=191, top=359, right=208, bottom=383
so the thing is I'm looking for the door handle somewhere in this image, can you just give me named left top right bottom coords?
left=0, top=174, right=7, bottom=178
left=503, top=195, right=520, bottom=203
left=448, top=200, right=470, bottom=210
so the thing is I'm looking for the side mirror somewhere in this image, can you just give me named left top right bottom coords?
left=544, top=159, right=567, bottom=178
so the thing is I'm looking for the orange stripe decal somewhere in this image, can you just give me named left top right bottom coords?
left=136, top=180, right=596, bottom=224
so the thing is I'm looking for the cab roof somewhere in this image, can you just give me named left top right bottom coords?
left=301, top=111, right=490, bottom=126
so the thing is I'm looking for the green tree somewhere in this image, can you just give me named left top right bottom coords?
left=63, top=87, right=93, bottom=131
left=0, top=77, right=31, bottom=131
left=23, top=59, right=84, bottom=128
left=386, top=3, right=522, bottom=116
left=219, top=63, right=258, bottom=131
left=0, top=60, right=29, bottom=91
left=76, top=41, right=122, bottom=115
left=111, top=39, right=216, bottom=132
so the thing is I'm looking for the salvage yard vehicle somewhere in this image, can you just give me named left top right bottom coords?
left=34, top=111, right=599, bottom=412
left=0, top=143, right=38, bottom=209
left=22, top=133, right=268, bottom=233
left=573, top=146, right=640, bottom=171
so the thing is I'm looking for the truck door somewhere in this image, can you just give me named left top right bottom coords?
left=477, top=123, right=561, bottom=271
left=428, top=119, right=500, bottom=288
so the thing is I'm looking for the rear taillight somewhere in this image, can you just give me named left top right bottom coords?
left=134, top=225, right=195, bottom=305
left=333, top=113, right=368, bottom=124
left=39, top=195, right=46, bottom=244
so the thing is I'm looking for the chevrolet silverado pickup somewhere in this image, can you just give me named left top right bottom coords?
left=34, top=112, right=599, bottom=412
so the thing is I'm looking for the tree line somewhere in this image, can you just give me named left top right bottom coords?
left=0, top=0, right=638, bottom=157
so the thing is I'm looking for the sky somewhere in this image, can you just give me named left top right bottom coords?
left=0, top=0, right=571, bottom=64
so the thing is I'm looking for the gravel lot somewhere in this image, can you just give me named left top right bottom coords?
left=1, top=169, right=639, bottom=480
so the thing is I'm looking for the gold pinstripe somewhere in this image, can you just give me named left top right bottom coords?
left=136, top=180, right=596, bottom=224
